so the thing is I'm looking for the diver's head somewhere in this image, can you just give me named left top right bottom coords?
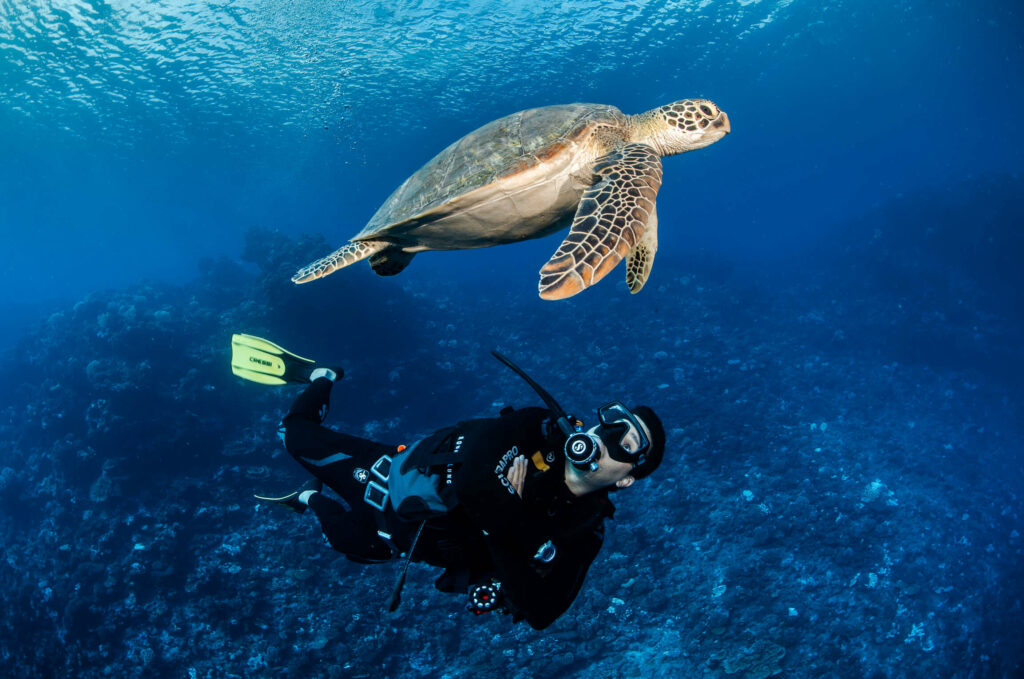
left=622, top=405, right=665, bottom=480
left=564, top=404, right=665, bottom=494
left=632, top=99, right=730, bottom=156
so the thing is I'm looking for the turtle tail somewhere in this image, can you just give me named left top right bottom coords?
left=292, top=240, right=391, bottom=284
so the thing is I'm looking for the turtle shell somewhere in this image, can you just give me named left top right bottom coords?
left=355, top=103, right=626, bottom=240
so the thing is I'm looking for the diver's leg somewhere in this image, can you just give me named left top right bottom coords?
left=278, top=376, right=398, bottom=510
left=283, top=376, right=336, bottom=424
left=283, top=422, right=394, bottom=485
left=280, top=377, right=396, bottom=473
left=253, top=477, right=323, bottom=513
left=307, top=492, right=393, bottom=562
left=282, top=417, right=397, bottom=513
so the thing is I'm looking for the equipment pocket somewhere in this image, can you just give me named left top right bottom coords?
left=388, top=445, right=452, bottom=521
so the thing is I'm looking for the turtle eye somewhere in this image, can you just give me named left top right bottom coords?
left=699, top=104, right=714, bottom=117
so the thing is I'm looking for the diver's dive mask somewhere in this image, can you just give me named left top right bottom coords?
left=564, top=401, right=651, bottom=472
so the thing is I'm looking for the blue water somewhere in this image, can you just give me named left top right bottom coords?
left=1, top=1, right=1022, bottom=677
left=3, top=0, right=1020, bottom=329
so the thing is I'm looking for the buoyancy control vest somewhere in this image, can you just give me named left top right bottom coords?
left=387, top=406, right=556, bottom=522
left=387, top=426, right=460, bottom=521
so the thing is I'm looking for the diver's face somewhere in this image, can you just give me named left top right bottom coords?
left=616, top=418, right=649, bottom=456
left=582, top=425, right=635, bottom=488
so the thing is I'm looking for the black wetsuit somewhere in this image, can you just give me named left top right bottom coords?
left=281, top=378, right=494, bottom=572
left=445, top=406, right=615, bottom=629
left=280, top=377, right=402, bottom=563
left=280, top=378, right=614, bottom=629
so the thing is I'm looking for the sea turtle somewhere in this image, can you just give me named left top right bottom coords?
left=294, top=99, right=730, bottom=299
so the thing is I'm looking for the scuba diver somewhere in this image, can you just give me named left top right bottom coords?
left=231, top=334, right=666, bottom=630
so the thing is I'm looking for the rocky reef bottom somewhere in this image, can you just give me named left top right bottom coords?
left=0, top=227, right=1021, bottom=678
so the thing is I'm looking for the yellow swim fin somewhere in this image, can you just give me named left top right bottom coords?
left=230, top=333, right=317, bottom=385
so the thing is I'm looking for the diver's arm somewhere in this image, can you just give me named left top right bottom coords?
left=486, top=524, right=604, bottom=630
left=456, top=407, right=557, bottom=558
left=463, top=481, right=550, bottom=562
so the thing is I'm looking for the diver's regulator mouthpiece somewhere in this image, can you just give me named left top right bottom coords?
left=563, top=402, right=652, bottom=472
left=565, top=429, right=601, bottom=472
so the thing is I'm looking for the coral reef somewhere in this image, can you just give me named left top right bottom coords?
left=719, top=639, right=785, bottom=679
left=0, top=204, right=1022, bottom=678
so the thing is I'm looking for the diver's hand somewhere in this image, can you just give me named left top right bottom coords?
left=506, top=455, right=527, bottom=497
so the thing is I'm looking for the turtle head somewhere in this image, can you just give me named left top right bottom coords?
left=632, top=99, right=730, bottom=156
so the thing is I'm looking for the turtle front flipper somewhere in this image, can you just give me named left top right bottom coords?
left=292, top=240, right=391, bottom=284
left=625, top=206, right=658, bottom=294
left=538, top=143, right=663, bottom=300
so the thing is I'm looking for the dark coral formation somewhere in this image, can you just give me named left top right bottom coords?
left=1, top=177, right=1022, bottom=678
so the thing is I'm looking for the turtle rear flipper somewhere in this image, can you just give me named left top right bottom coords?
left=538, top=144, right=663, bottom=300
left=292, top=240, right=390, bottom=284
left=369, top=247, right=416, bottom=276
